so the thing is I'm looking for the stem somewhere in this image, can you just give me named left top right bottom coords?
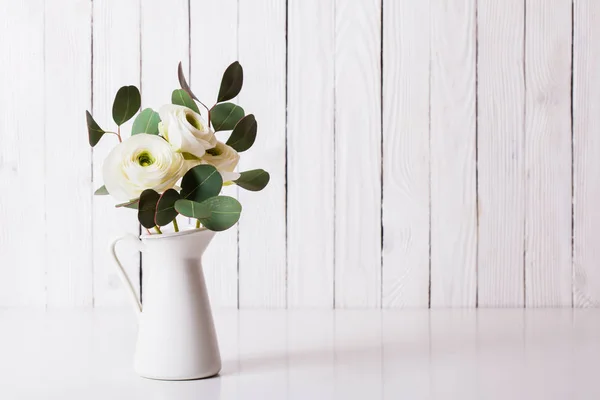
left=116, top=126, right=122, bottom=143
left=154, top=226, right=162, bottom=234
left=195, top=220, right=200, bottom=229
left=146, top=228, right=152, bottom=235
left=198, top=100, right=210, bottom=114
left=172, top=218, right=179, bottom=232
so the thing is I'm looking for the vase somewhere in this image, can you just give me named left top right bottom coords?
left=109, top=227, right=221, bottom=380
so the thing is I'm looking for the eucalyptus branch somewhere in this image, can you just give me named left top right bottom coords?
left=195, top=220, right=201, bottom=229
left=116, top=126, right=122, bottom=143
left=154, top=226, right=162, bottom=234
left=172, top=218, right=179, bottom=233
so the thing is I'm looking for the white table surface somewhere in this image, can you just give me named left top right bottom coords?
left=0, top=309, right=598, bottom=399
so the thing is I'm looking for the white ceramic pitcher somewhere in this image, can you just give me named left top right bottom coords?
left=109, top=228, right=221, bottom=380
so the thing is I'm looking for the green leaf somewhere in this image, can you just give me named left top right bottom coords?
left=115, top=198, right=139, bottom=210
left=217, top=61, right=243, bottom=102
left=175, top=196, right=242, bottom=232
left=177, top=61, right=199, bottom=101
left=132, top=108, right=160, bottom=135
left=172, top=89, right=200, bottom=114
left=138, top=189, right=160, bottom=229
left=226, top=114, right=257, bottom=152
left=86, top=111, right=105, bottom=147
left=180, top=164, right=223, bottom=203
left=173, top=199, right=211, bottom=220
left=234, top=169, right=270, bottom=191
left=155, top=189, right=181, bottom=226
left=94, top=185, right=109, bottom=195
left=210, top=103, right=244, bottom=132
left=112, top=86, right=141, bottom=126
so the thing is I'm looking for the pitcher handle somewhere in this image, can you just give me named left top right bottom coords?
left=109, top=234, right=143, bottom=316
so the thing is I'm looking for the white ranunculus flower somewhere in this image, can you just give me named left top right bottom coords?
left=158, top=104, right=217, bottom=158
left=200, top=141, right=241, bottom=183
left=103, top=133, right=186, bottom=201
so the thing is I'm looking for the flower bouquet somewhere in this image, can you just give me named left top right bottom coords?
left=89, top=62, right=269, bottom=379
left=87, top=61, right=269, bottom=234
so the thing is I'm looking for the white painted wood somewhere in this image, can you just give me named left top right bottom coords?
left=287, top=0, right=335, bottom=308
left=190, top=0, right=239, bottom=308
left=430, top=0, right=477, bottom=307
left=140, top=0, right=189, bottom=110
left=140, top=0, right=189, bottom=301
left=477, top=0, right=525, bottom=307
left=382, top=0, right=430, bottom=308
left=524, top=0, right=572, bottom=307
left=2, top=309, right=600, bottom=397
left=44, top=0, right=93, bottom=307
left=92, top=0, right=141, bottom=308
left=0, top=0, right=46, bottom=307
left=334, top=0, right=382, bottom=308
left=237, top=0, right=287, bottom=308
left=573, top=0, right=600, bottom=308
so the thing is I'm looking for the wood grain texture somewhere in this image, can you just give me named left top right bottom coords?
left=141, top=0, right=189, bottom=115
left=45, top=0, right=93, bottom=307
left=382, top=0, right=430, bottom=308
left=524, top=0, right=572, bottom=307
left=0, top=0, right=46, bottom=307
left=190, top=0, right=238, bottom=308
left=477, top=0, right=525, bottom=307
left=573, top=0, right=600, bottom=307
left=430, top=0, right=477, bottom=307
left=287, top=0, right=335, bottom=308
left=238, top=0, right=287, bottom=308
left=334, top=0, right=382, bottom=308
left=92, top=0, right=141, bottom=307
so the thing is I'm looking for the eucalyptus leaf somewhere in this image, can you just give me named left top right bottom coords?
left=180, top=164, right=223, bottom=203
left=138, top=189, right=160, bottom=229
left=175, top=196, right=242, bottom=232
left=234, top=169, right=270, bottom=191
left=94, top=185, right=109, bottom=195
left=155, top=189, right=181, bottom=226
left=115, top=198, right=140, bottom=210
left=86, top=111, right=105, bottom=147
left=217, top=61, right=243, bottom=102
left=112, top=85, right=141, bottom=125
left=132, top=108, right=160, bottom=135
left=172, top=89, right=200, bottom=114
left=177, top=61, right=199, bottom=101
left=173, top=199, right=211, bottom=220
left=210, top=103, right=244, bottom=132
left=226, top=114, right=257, bottom=152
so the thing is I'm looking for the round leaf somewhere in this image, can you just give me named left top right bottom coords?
left=175, top=196, right=242, bottom=232
left=234, top=169, right=270, bottom=191
left=172, top=89, right=200, bottom=114
left=86, top=111, right=105, bottom=147
left=112, top=85, right=141, bottom=126
left=155, top=189, right=181, bottom=226
left=226, top=114, right=257, bottom=152
left=217, top=61, right=243, bottom=102
left=132, top=108, right=160, bottom=135
left=210, top=103, right=245, bottom=132
left=174, top=199, right=211, bottom=219
left=177, top=61, right=199, bottom=101
left=138, top=189, right=160, bottom=228
left=180, top=164, right=223, bottom=203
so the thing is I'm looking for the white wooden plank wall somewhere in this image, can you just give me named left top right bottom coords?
left=477, top=0, right=525, bottom=307
left=382, top=0, right=430, bottom=308
left=524, top=0, right=572, bottom=307
left=573, top=0, right=600, bottom=307
left=2, top=0, right=600, bottom=309
left=430, top=0, right=477, bottom=307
